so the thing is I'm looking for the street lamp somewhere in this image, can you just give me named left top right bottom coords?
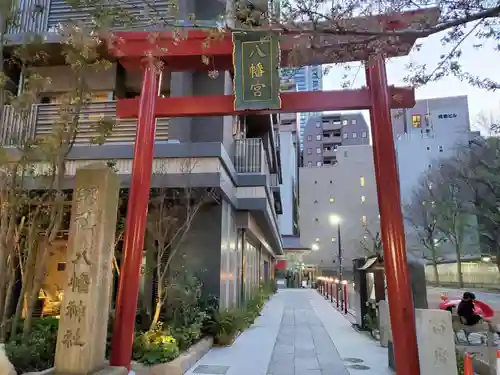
left=328, top=214, right=342, bottom=281
left=311, top=243, right=319, bottom=251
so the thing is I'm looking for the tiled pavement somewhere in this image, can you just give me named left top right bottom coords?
left=185, top=289, right=393, bottom=375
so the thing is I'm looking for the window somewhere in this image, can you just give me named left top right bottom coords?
left=352, top=119, right=357, bottom=125
left=343, top=133, right=348, bottom=139
left=342, top=119, right=348, bottom=126
left=362, top=215, right=367, bottom=226
left=314, top=200, right=318, bottom=204
left=352, top=132, right=358, bottom=138
left=362, top=131, right=367, bottom=138
left=316, top=147, right=321, bottom=154
left=428, top=164, right=432, bottom=169
left=439, top=146, right=444, bottom=152
left=361, top=195, right=366, bottom=203
left=316, top=161, right=322, bottom=166
left=315, top=218, right=319, bottom=222
left=329, top=180, right=333, bottom=184
left=316, top=121, right=321, bottom=127
left=315, top=238, right=320, bottom=242
left=344, top=151, right=348, bottom=157
left=316, top=134, right=322, bottom=141
left=307, top=148, right=312, bottom=154
left=307, top=161, right=312, bottom=167
left=57, top=262, right=66, bottom=271
left=331, top=237, right=336, bottom=242
left=412, top=114, right=422, bottom=128
left=360, top=177, right=365, bottom=187
left=307, top=135, right=312, bottom=141
left=329, top=197, right=335, bottom=203
left=426, top=146, right=431, bottom=151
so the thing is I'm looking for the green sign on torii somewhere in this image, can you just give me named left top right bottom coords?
left=232, top=30, right=282, bottom=111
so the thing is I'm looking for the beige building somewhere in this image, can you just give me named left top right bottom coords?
left=299, top=145, right=379, bottom=275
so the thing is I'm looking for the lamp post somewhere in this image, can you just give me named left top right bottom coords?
left=329, top=214, right=343, bottom=306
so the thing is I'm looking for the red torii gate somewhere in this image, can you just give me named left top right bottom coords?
left=106, top=8, right=439, bottom=375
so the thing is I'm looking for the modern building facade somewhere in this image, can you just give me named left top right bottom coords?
left=299, top=145, right=379, bottom=275
left=392, top=95, right=472, bottom=204
left=302, top=112, right=370, bottom=167
left=2, top=0, right=284, bottom=310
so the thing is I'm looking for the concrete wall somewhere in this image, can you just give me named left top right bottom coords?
left=299, top=145, right=379, bottom=272
left=278, top=131, right=297, bottom=235
left=425, top=261, right=500, bottom=289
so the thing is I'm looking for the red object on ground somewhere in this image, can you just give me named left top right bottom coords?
left=464, top=353, right=473, bottom=375
left=366, top=58, right=420, bottom=375
left=439, top=295, right=495, bottom=319
left=109, top=60, right=162, bottom=368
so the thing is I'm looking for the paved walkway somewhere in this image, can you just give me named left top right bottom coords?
left=186, top=289, right=392, bottom=375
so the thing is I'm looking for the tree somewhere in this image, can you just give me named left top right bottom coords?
left=453, top=135, right=500, bottom=273
left=0, top=3, right=117, bottom=340
left=359, top=225, right=382, bottom=258
left=146, top=159, right=219, bottom=329
left=405, top=176, right=445, bottom=285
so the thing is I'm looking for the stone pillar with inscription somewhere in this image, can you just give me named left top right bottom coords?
left=54, top=164, right=120, bottom=375
left=415, top=309, right=458, bottom=375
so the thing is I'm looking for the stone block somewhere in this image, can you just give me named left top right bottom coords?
left=54, top=164, right=120, bottom=375
left=378, top=300, right=391, bottom=347
left=415, top=309, right=458, bottom=375
left=0, top=344, right=16, bottom=375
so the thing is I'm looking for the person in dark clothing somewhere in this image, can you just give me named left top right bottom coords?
left=457, top=292, right=483, bottom=326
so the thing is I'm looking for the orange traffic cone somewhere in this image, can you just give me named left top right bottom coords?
left=464, top=353, right=473, bottom=375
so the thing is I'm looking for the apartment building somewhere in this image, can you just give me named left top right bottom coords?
left=299, top=145, right=379, bottom=275
left=302, top=113, right=370, bottom=167
left=2, top=0, right=284, bottom=309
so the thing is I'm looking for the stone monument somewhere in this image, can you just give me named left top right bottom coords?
left=415, top=309, right=458, bottom=375
left=54, top=164, right=120, bottom=375
left=378, top=300, right=391, bottom=347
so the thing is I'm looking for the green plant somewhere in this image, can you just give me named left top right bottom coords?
left=132, top=323, right=180, bottom=365
left=456, top=351, right=464, bottom=375
left=206, top=309, right=245, bottom=346
left=6, top=317, right=59, bottom=374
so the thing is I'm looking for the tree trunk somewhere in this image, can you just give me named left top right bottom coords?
left=455, top=241, right=464, bottom=288
left=150, top=300, right=161, bottom=330
left=22, top=241, right=50, bottom=338
left=0, top=262, right=15, bottom=341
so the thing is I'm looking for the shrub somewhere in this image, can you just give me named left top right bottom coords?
left=206, top=309, right=245, bottom=346
left=132, top=323, right=180, bottom=365
left=5, top=317, right=59, bottom=374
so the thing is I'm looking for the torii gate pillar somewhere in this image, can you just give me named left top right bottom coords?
left=366, top=56, right=420, bottom=375
left=109, top=58, right=162, bottom=367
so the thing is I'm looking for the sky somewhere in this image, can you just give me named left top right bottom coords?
left=323, top=30, right=500, bottom=134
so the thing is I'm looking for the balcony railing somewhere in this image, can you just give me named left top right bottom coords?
left=234, top=138, right=270, bottom=175
left=269, top=173, right=279, bottom=188
left=0, top=101, right=169, bottom=146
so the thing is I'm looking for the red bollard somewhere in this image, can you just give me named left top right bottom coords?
left=464, top=353, right=473, bottom=375
left=342, top=281, right=348, bottom=314
left=335, top=280, right=340, bottom=309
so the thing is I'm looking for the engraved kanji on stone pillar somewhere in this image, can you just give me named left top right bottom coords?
left=55, top=164, right=120, bottom=375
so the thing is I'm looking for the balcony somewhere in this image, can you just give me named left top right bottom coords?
left=6, top=0, right=176, bottom=38
left=0, top=102, right=169, bottom=146
left=234, top=138, right=270, bottom=175
left=321, top=121, right=343, bottom=131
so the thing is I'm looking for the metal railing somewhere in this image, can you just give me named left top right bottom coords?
left=234, top=138, right=269, bottom=174
left=1, top=101, right=169, bottom=146
left=269, top=173, right=279, bottom=187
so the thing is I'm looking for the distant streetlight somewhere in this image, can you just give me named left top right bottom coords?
left=311, top=243, right=319, bottom=251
